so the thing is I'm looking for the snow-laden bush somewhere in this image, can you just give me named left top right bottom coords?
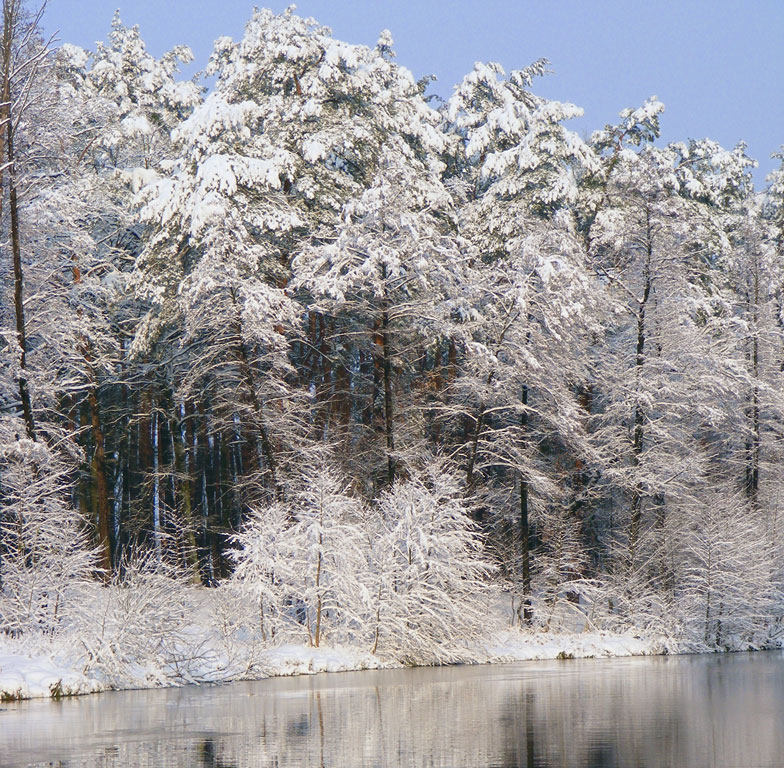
left=69, top=552, right=209, bottom=687
left=202, top=580, right=271, bottom=679
left=231, top=469, right=367, bottom=648
left=363, top=462, right=498, bottom=663
left=0, top=420, right=95, bottom=636
left=572, top=487, right=784, bottom=652
left=676, top=492, right=783, bottom=650
left=230, top=461, right=498, bottom=662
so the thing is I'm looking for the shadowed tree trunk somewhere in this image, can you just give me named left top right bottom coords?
left=628, top=217, right=653, bottom=569
left=519, top=383, right=532, bottom=624
left=379, top=266, right=396, bottom=485
left=1, top=0, right=34, bottom=440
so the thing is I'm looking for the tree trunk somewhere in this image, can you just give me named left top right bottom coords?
left=465, top=405, right=485, bottom=494
left=745, top=270, right=760, bottom=508
left=466, top=370, right=498, bottom=496
left=152, top=407, right=162, bottom=561
left=1, top=0, right=34, bottom=439
left=379, top=269, right=396, bottom=485
left=87, top=384, right=112, bottom=574
left=518, top=383, right=532, bottom=624
left=171, top=407, right=201, bottom=582
left=76, top=327, right=113, bottom=575
left=628, top=228, right=653, bottom=568
left=314, top=544, right=323, bottom=648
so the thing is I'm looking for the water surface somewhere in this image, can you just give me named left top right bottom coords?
left=2, top=651, right=783, bottom=767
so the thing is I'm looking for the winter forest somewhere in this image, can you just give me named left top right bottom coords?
left=3, top=0, right=784, bottom=693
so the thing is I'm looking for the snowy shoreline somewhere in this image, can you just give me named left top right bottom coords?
left=0, top=629, right=660, bottom=701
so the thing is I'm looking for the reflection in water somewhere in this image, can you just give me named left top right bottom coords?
left=2, top=652, right=784, bottom=767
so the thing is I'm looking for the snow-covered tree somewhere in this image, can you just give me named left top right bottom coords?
left=0, top=417, right=95, bottom=635
left=440, top=59, right=602, bottom=620
left=445, top=58, right=597, bottom=222
left=0, top=0, right=56, bottom=441
left=17, top=16, right=203, bottom=572
left=293, top=151, right=471, bottom=488
left=75, top=11, right=200, bottom=173
left=583, top=114, right=722, bottom=563
left=447, top=211, right=602, bottom=619
left=0, top=1, right=126, bottom=578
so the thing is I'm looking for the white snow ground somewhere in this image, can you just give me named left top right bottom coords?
left=0, top=627, right=656, bottom=701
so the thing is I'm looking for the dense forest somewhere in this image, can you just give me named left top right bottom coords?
left=2, top=0, right=784, bottom=676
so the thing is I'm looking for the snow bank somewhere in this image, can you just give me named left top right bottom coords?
left=0, top=645, right=104, bottom=700
left=260, top=644, right=384, bottom=676
left=0, top=627, right=660, bottom=701
left=486, top=628, right=656, bottom=661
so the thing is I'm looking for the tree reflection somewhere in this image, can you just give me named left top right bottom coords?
left=4, top=654, right=784, bottom=767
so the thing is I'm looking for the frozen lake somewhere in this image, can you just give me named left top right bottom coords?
left=2, top=651, right=783, bottom=767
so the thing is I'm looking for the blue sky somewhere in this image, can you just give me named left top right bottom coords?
left=42, top=0, right=783, bottom=186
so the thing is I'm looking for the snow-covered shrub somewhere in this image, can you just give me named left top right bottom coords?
left=363, top=461, right=498, bottom=663
left=676, top=492, right=782, bottom=650
left=228, top=502, right=300, bottom=644
left=0, top=420, right=95, bottom=636
left=530, top=503, right=592, bottom=630
left=70, top=551, right=207, bottom=687
left=231, top=468, right=367, bottom=648
left=230, top=462, right=498, bottom=662
left=202, top=581, right=271, bottom=679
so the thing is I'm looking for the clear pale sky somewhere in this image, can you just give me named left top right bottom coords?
left=42, top=0, right=783, bottom=186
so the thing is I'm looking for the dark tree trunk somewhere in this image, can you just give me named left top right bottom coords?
left=745, top=272, right=760, bottom=508
left=379, top=270, right=396, bottom=485
left=519, top=383, right=532, bottom=624
left=1, top=0, right=34, bottom=440
left=87, top=384, right=113, bottom=574
left=465, top=405, right=485, bottom=494
left=628, top=224, right=653, bottom=568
